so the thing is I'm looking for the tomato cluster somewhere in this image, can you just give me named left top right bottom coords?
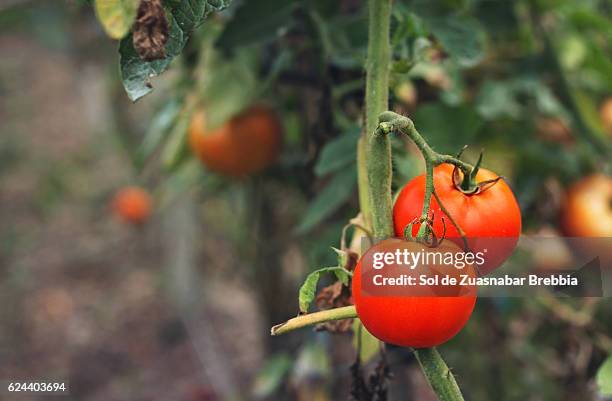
left=353, top=164, right=522, bottom=348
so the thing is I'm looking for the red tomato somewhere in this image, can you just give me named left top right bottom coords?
left=393, top=164, right=522, bottom=275
left=352, top=238, right=477, bottom=348
left=189, top=105, right=282, bottom=177
left=112, top=186, right=152, bottom=225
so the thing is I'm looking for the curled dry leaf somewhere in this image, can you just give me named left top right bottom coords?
left=315, top=281, right=353, bottom=333
left=344, top=250, right=359, bottom=272
left=133, top=0, right=169, bottom=61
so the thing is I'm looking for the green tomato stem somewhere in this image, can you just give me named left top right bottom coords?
left=270, top=306, right=357, bottom=336
left=415, top=348, right=466, bottom=401
left=375, top=111, right=474, bottom=242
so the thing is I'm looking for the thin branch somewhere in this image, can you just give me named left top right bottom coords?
left=270, top=306, right=357, bottom=336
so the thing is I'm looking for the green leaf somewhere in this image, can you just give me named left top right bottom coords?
left=298, top=266, right=352, bottom=313
left=413, top=103, right=483, bottom=153
left=119, top=0, right=231, bottom=101
left=198, top=47, right=259, bottom=130
left=352, top=320, right=380, bottom=363
left=476, top=80, right=522, bottom=120
left=314, top=127, right=360, bottom=176
left=295, top=166, right=357, bottom=234
left=216, top=0, right=298, bottom=50
left=252, top=354, right=292, bottom=398
left=94, top=0, right=138, bottom=39
left=161, top=100, right=196, bottom=170
left=597, top=355, right=612, bottom=396
left=424, top=15, right=486, bottom=67
left=136, top=98, right=182, bottom=165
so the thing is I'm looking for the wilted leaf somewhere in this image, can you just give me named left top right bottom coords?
left=597, top=356, right=612, bottom=396
left=94, top=0, right=139, bottom=39
left=298, top=266, right=351, bottom=313
left=132, top=0, right=169, bottom=61
left=119, top=17, right=184, bottom=101
left=119, top=0, right=231, bottom=101
left=314, top=127, right=360, bottom=176
left=331, top=247, right=358, bottom=273
left=296, top=166, right=357, bottom=233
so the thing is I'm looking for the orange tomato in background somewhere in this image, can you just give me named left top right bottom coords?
left=112, top=186, right=152, bottom=225
left=561, top=174, right=612, bottom=237
left=599, top=97, right=612, bottom=137
left=188, top=105, right=282, bottom=177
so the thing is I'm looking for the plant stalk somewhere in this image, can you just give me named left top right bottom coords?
left=415, top=348, right=466, bottom=401
left=365, top=0, right=393, bottom=239
left=362, top=2, right=467, bottom=400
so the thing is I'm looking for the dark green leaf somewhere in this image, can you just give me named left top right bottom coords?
left=413, top=103, right=483, bottom=153
left=424, top=15, right=486, bottom=67
left=314, top=128, right=360, bottom=176
left=296, top=166, right=357, bottom=233
left=298, top=266, right=352, bottom=314
left=216, top=0, right=298, bottom=50
left=119, top=0, right=231, bottom=101
left=476, top=80, right=522, bottom=120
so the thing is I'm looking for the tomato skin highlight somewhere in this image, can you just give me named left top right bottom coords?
left=188, top=105, right=282, bottom=177
left=352, top=238, right=477, bottom=348
left=393, top=164, right=522, bottom=275
left=112, top=186, right=152, bottom=225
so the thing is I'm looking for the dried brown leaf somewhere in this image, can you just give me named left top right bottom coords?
left=133, top=0, right=169, bottom=61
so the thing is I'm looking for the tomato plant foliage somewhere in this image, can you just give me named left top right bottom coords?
left=119, top=0, right=232, bottom=101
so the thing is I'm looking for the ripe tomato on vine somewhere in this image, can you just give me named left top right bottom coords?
left=393, top=163, right=522, bottom=275
left=352, top=238, right=477, bottom=348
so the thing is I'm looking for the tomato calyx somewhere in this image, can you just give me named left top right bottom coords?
left=451, top=148, right=504, bottom=195
left=402, top=213, right=447, bottom=247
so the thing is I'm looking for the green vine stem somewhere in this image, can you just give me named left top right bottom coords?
left=363, top=0, right=392, bottom=239
left=415, top=348, right=466, bottom=401
left=362, top=1, right=467, bottom=399
left=376, top=111, right=473, bottom=240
